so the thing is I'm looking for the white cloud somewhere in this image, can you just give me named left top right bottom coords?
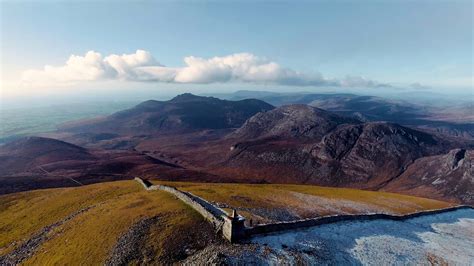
left=21, top=50, right=388, bottom=88
left=22, top=51, right=115, bottom=85
left=104, top=50, right=160, bottom=80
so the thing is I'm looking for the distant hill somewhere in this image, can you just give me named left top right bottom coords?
left=60, top=93, right=274, bottom=135
left=0, top=136, right=214, bottom=194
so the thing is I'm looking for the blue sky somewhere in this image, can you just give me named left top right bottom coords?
left=1, top=0, right=472, bottom=102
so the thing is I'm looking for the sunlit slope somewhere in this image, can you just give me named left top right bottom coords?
left=0, top=181, right=213, bottom=265
left=0, top=180, right=456, bottom=264
left=158, top=182, right=454, bottom=224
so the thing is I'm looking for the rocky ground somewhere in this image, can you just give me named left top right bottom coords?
left=106, top=213, right=222, bottom=265
left=106, top=216, right=162, bottom=265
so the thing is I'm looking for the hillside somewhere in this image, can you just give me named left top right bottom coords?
left=385, top=149, right=474, bottom=204
left=0, top=136, right=191, bottom=194
left=0, top=180, right=463, bottom=264
left=223, top=105, right=449, bottom=186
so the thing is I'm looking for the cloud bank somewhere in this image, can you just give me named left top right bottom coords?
left=22, top=50, right=387, bottom=88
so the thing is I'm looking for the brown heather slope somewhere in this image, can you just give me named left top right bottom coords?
left=0, top=136, right=216, bottom=194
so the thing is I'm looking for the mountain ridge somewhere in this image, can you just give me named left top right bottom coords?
left=61, top=93, right=274, bottom=134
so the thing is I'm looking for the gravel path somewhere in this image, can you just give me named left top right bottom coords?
left=0, top=206, right=93, bottom=266
left=105, top=216, right=161, bottom=266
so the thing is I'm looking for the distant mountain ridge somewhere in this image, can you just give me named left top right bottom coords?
left=218, top=91, right=474, bottom=139
left=61, top=93, right=274, bottom=134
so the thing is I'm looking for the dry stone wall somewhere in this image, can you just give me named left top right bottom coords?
left=135, top=178, right=472, bottom=242
left=135, top=178, right=245, bottom=242
left=246, top=205, right=473, bottom=236
left=135, top=177, right=226, bottom=227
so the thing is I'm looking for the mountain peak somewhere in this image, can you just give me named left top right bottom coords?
left=63, top=94, right=274, bottom=133
left=170, top=93, right=212, bottom=102
left=231, top=104, right=359, bottom=140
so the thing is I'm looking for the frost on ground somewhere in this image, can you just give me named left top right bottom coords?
left=249, top=208, right=474, bottom=265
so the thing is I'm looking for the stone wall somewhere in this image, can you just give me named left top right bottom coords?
left=246, top=205, right=473, bottom=237
left=135, top=178, right=472, bottom=243
left=135, top=178, right=226, bottom=227
left=134, top=178, right=245, bottom=242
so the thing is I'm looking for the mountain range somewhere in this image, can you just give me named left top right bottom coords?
left=218, top=91, right=474, bottom=139
left=1, top=93, right=472, bottom=204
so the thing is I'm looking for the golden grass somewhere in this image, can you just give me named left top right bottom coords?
left=274, top=184, right=453, bottom=214
left=0, top=181, right=204, bottom=264
left=0, top=179, right=455, bottom=263
left=155, top=181, right=454, bottom=222
left=0, top=181, right=137, bottom=256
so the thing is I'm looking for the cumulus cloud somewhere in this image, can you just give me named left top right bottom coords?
left=22, top=51, right=116, bottom=84
left=21, top=50, right=388, bottom=88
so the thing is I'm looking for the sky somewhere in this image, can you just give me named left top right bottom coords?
left=0, top=0, right=472, bottom=107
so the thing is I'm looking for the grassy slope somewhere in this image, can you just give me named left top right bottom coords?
left=0, top=180, right=454, bottom=263
left=0, top=181, right=208, bottom=264
left=157, top=182, right=454, bottom=223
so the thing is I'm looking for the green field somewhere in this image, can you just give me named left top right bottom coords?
left=0, top=102, right=136, bottom=143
